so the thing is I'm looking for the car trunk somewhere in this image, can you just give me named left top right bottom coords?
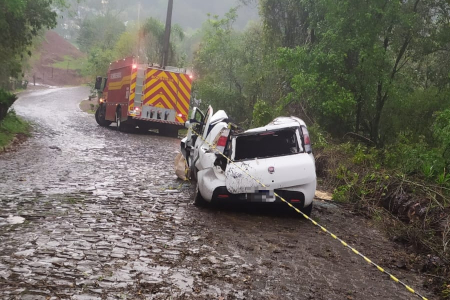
left=225, top=128, right=315, bottom=194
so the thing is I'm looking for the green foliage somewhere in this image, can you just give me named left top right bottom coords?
left=83, top=47, right=115, bottom=80
left=252, top=100, right=274, bottom=127
left=193, top=10, right=282, bottom=125
left=113, top=32, right=137, bottom=60
left=0, top=89, right=18, bottom=121
left=51, top=55, right=87, bottom=71
left=141, top=18, right=185, bottom=65
left=433, top=109, right=450, bottom=153
left=0, top=110, right=29, bottom=148
left=0, top=0, right=61, bottom=83
left=77, top=14, right=126, bottom=53
left=308, top=124, right=328, bottom=150
left=277, top=0, right=450, bottom=146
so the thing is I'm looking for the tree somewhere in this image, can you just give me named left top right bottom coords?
left=0, top=0, right=62, bottom=82
left=141, top=18, right=185, bottom=65
left=77, top=14, right=126, bottom=53
left=278, top=0, right=450, bottom=146
left=114, top=32, right=137, bottom=59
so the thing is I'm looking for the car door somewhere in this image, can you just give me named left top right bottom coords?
left=193, top=106, right=213, bottom=171
left=185, top=107, right=205, bottom=148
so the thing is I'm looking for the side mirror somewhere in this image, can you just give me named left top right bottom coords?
left=184, top=121, right=191, bottom=129
left=94, top=76, right=102, bottom=90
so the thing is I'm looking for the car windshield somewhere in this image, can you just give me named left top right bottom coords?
left=234, top=128, right=299, bottom=160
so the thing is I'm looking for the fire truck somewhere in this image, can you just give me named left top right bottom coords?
left=94, top=56, right=193, bottom=137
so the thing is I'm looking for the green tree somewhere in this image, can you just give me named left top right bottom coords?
left=279, top=0, right=450, bottom=146
left=114, top=31, right=137, bottom=59
left=77, top=14, right=126, bottom=53
left=141, top=17, right=185, bottom=65
left=0, top=0, right=62, bottom=82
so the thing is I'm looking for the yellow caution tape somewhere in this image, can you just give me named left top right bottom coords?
left=189, top=127, right=430, bottom=300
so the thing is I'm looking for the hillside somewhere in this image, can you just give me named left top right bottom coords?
left=27, top=31, right=87, bottom=87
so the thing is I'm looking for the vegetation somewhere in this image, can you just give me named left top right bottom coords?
left=51, top=55, right=87, bottom=71
left=0, top=0, right=64, bottom=85
left=0, top=110, right=30, bottom=149
left=190, top=1, right=450, bottom=296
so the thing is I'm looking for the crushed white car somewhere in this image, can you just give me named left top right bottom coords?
left=180, top=106, right=317, bottom=215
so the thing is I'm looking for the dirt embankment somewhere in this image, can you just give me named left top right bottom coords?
left=26, top=31, right=88, bottom=87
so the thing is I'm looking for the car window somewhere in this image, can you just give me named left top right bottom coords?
left=233, top=128, right=299, bottom=161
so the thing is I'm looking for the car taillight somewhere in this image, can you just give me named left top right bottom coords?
left=216, top=129, right=230, bottom=153
left=301, top=126, right=312, bottom=153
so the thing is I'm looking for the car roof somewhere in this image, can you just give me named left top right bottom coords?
left=244, top=116, right=307, bottom=134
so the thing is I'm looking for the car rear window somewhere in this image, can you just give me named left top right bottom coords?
left=234, top=128, right=299, bottom=161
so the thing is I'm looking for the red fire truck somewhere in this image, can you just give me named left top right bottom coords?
left=94, top=56, right=193, bottom=137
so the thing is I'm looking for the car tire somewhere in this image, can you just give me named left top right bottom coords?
left=301, top=202, right=313, bottom=217
left=193, top=183, right=206, bottom=207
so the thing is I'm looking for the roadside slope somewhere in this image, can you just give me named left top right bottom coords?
left=27, top=31, right=87, bottom=87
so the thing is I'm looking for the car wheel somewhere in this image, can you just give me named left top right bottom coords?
left=301, top=202, right=313, bottom=217
left=193, top=182, right=205, bottom=207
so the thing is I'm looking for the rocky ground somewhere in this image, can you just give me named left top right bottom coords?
left=0, top=87, right=431, bottom=299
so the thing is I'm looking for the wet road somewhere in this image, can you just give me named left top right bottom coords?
left=0, top=87, right=428, bottom=299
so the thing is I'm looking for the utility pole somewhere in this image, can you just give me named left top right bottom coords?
left=137, top=1, right=141, bottom=61
left=161, top=0, right=173, bottom=68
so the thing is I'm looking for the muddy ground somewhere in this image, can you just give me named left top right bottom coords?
left=0, top=87, right=432, bottom=299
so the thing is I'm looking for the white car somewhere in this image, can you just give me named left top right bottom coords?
left=181, top=106, right=317, bottom=215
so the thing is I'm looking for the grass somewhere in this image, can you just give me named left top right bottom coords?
left=51, top=55, right=87, bottom=71
left=0, top=111, right=30, bottom=148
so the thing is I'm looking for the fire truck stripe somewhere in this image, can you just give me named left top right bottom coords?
left=146, top=83, right=174, bottom=103
left=129, top=69, right=137, bottom=113
left=170, top=74, right=190, bottom=97
left=169, top=73, right=191, bottom=99
left=144, top=72, right=163, bottom=88
left=173, top=73, right=191, bottom=91
left=144, top=80, right=164, bottom=96
left=151, top=94, right=173, bottom=109
left=147, top=87, right=188, bottom=115
left=145, top=70, right=164, bottom=84
left=108, top=75, right=131, bottom=90
left=145, top=69, right=160, bottom=79
left=180, top=74, right=192, bottom=89
left=146, top=87, right=188, bottom=116
left=165, top=81, right=189, bottom=113
left=178, top=75, right=192, bottom=96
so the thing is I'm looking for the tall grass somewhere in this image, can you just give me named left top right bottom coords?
left=0, top=110, right=30, bottom=148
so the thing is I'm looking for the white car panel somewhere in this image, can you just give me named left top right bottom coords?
left=225, top=153, right=316, bottom=194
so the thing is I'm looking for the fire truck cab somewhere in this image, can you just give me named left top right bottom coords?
left=95, top=56, right=193, bottom=137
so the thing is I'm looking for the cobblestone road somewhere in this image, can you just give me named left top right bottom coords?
left=0, top=87, right=429, bottom=299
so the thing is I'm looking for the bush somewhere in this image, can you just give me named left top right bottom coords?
left=0, top=89, right=18, bottom=121
left=0, top=110, right=29, bottom=147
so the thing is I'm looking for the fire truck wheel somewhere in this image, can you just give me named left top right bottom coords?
left=115, top=110, right=123, bottom=131
left=95, top=105, right=111, bottom=127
